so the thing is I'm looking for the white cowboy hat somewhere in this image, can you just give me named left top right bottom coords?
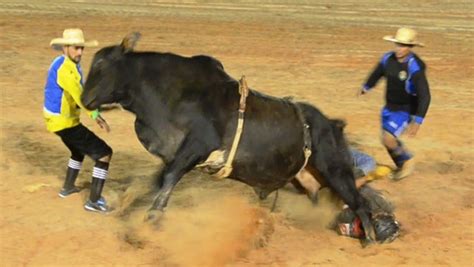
left=50, top=28, right=98, bottom=49
left=383, top=27, right=424, bottom=47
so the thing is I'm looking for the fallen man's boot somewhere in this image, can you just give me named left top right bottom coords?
left=368, top=165, right=392, bottom=181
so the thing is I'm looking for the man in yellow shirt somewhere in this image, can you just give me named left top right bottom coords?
left=44, top=29, right=112, bottom=213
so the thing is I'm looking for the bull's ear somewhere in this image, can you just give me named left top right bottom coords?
left=120, top=32, right=141, bottom=53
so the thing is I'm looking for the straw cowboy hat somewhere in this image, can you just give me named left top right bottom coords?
left=50, top=28, right=98, bottom=49
left=383, top=27, right=424, bottom=47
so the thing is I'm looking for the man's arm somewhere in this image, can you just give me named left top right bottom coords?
left=358, top=62, right=384, bottom=96
left=406, top=71, right=431, bottom=137
left=57, top=68, right=109, bottom=131
left=413, top=71, right=431, bottom=123
left=363, top=62, right=384, bottom=91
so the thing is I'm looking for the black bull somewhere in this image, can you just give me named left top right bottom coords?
left=81, top=33, right=375, bottom=243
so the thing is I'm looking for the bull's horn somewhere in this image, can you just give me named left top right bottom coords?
left=121, top=32, right=141, bottom=52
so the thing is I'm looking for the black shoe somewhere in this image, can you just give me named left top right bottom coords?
left=58, top=186, right=81, bottom=198
left=391, top=158, right=415, bottom=181
left=84, top=198, right=108, bottom=213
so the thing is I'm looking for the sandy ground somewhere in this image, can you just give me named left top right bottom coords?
left=0, top=1, right=473, bottom=266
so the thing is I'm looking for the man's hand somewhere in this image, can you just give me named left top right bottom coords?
left=96, top=115, right=110, bottom=132
left=405, top=122, right=420, bottom=137
left=357, top=87, right=367, bottom=97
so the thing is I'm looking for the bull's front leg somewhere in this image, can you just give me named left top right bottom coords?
left=150, top=167, right=185, bottom=211
left=145, top=135, right=214, bottom=221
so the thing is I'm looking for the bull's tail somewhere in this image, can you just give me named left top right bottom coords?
left=296, top=102, right=375, bottom=244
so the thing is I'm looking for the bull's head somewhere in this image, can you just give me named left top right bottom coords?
left=82, top=32, right=141, bottom=110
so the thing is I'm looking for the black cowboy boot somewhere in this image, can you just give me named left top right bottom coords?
left=84, top=161, right=110, bottom=213
left=84, top=177, right=108, bottom=212
left=386, top=141, right=414, bottom=180
left=58, top=167, right=81, bottom=198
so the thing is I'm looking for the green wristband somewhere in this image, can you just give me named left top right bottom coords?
left=91, top=110, right=100, bottom=120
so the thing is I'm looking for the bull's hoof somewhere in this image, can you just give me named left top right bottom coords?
left=367, top=228, right=377, bottom=243
left=143, top=209, right=165, bottom=224
left=308, top=193, right=319, bottom=205
left=361, top=237, right=375, bottom=248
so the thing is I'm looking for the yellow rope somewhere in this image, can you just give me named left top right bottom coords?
left=215, top=76, right=249, bottom=179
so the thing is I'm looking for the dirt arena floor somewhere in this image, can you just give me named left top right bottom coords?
left=1, top=1, right=473, bottom=266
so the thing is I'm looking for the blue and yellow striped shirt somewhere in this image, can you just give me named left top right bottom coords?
left=43, top=55, right=98, bottom=132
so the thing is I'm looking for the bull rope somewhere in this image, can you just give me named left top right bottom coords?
left=215, top=75, right=249, bottom=179
left=292, top=102, right=313, bottom=175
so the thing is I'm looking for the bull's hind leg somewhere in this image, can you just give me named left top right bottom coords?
left=293, top=168, right=322, bottom=204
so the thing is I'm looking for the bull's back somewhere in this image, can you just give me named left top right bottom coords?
left=188, top=55, right=233, bottom=85
left=134, top=53, right=233, bottom=91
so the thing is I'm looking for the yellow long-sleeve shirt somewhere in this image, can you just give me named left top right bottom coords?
left=43, top=55, right=98, bottom=132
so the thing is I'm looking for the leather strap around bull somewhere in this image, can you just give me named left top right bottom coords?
left=215, top=76, right=249, bottom=178
left=293, top=102, right=312, bottom=174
